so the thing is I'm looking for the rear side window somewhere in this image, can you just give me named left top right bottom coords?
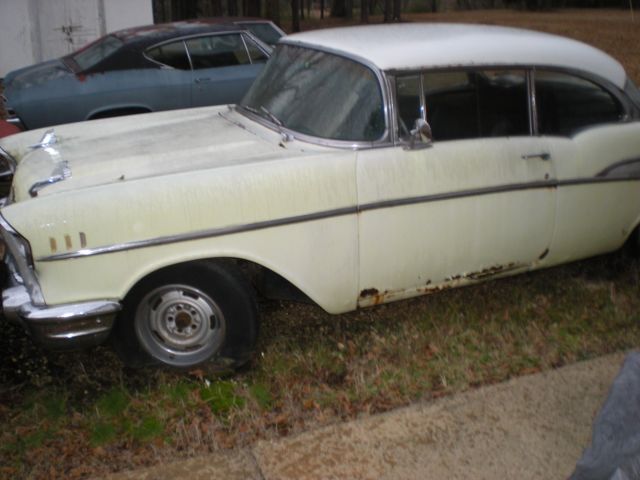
left=146, top=41, right=190, bottom=70
left=185, top=34, right=252, bottom=69
left=535, top=70, right=623, bottom=136
left=396, top=69, right=529, bottom=142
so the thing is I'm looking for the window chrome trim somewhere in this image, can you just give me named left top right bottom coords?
left=144, top=31, right=258, bottom=70
left=37, top=171, right=640, bottom=263
left=240, top=32, right=273, bottom=61
left=143, top=39, right=191, bottom=70
left=387, top=64, right=637, bottom=142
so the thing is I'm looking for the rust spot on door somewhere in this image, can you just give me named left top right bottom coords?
left=359, top=288, right=379, bottom=298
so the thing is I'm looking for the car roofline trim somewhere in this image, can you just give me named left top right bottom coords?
left=37, top=169, right=640, bottom=262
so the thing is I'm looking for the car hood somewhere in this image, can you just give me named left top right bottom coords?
left=3, top=59, right=72, bottom=93
left=7, top=106, right=300, bottom=203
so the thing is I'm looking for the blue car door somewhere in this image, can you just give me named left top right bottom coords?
left=185, top=33, right=269, bottom=108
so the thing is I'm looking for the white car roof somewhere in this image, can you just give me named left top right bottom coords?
left=283, top=23, right=627, bottom=89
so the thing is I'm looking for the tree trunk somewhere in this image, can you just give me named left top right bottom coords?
left=291, top=0, right=301, bottom=31
left=211, top=0, right=223, bottom=15
left=172, top=0, right=198, bottom=20
left=244, top=0, right=262, bottom=17
left=331, top=0, right=346, bottom=17
left=392, top=0, right=401, bottom=20
left=360, top=0, right=369, bottom=23
left=384, top=0, right=392, bottom=22
left=320, top=0, right=325, bottom=18
left=347, top=0, right=354, bottom=19
left=266, top=0, right=280, bottom=25
left=228, top=0, right=239, bottom=16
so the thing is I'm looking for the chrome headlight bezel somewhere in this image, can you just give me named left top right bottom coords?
left=0, top=145, right=17, bottom=177
left=0, top=213, right=43, bottom=305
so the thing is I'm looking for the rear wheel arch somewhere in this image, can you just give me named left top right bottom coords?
left=87, top=106, right=152, bottom=121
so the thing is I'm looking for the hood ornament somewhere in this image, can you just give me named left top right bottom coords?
left=29, top=161, right=71, bottom=197
left=29, top=129, right=57, bottom=150
left=26, top=129, right=72, bottom=197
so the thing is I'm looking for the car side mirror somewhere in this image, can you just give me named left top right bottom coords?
left=405, top=118, right=433, bottom=150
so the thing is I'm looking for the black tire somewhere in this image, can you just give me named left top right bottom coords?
left=113, top=261, right=258, bottom=370
left=626, top=225, right=640, bottom=258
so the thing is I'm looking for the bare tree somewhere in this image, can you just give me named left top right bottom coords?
left=211, top=0, right=223, bottom=15
left=291, top=0, right=301, bottom=31
left=392, top=0, right=401, bottom=20
left=360, top=0, right=369, bottom=23
left=384, top=0, right=392, bottom=22
left=228, top=0, right=239, bottom=16
left=331, top=0, right=346, bottom=16
left=244, top=0, right=261, bottom=17
left=266, top=0, right=280, bottom=25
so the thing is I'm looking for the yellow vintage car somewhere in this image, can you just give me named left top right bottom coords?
left=1, top=23, right=639, bottom=370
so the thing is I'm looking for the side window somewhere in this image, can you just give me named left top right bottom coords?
left=243, top=35, right=269, bottom=63
left=145, top=41, right=190, bottom=70
left=185, top=34, right=252, bottom=69
left=396, top=69, right=529, bottom=142
left=535, top=70, right=623, bottom=136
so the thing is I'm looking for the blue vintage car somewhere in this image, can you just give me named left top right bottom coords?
left=2, top=19, right=279, bottom=130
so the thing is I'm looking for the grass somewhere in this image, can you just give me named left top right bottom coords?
left=1, top=8, right=640, bottom=479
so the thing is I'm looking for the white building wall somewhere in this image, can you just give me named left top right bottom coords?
left=104, top=0, right=154, bottom=33
left=0, top=1, right=36, bottom=77
left=0, top=0, right=153, bottom=78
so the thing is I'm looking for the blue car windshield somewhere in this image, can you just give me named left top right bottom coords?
left=240, top=44, right=385, bottom=142
left=71, top=35, right=124, bottom=71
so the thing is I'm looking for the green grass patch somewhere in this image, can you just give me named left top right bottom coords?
left=96, top=388, right=129, bottom=417
left=200, top=380, right=245, bottom=414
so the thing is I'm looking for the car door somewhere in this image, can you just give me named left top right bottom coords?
left=357, top=69, right=557, bottom=307
left=185, top=33, right=269, bottom=108
left=534, top=69, right=640, bottom=264
left=143, top=39, right=196, bottom=110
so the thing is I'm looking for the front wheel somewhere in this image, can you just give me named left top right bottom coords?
left=113, top=261, right=258, bottom=370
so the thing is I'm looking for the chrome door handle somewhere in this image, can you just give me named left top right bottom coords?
left=522, top=152, right=551, bottom=161
left=194, top=77, right=212, bottom=84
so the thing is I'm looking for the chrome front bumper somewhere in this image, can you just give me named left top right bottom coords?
left=2, top=284, right=121, bottom=350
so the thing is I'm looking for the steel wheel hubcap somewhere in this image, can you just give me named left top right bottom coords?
left=135, top=284, right=225, bottom=366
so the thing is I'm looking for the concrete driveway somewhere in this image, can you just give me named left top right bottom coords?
left=103, top=353, right=625, bottom=480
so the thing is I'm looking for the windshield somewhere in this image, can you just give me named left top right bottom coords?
left=240, top=45, right=385, bottom=142
left=71, top=35, right=124, bottom=71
